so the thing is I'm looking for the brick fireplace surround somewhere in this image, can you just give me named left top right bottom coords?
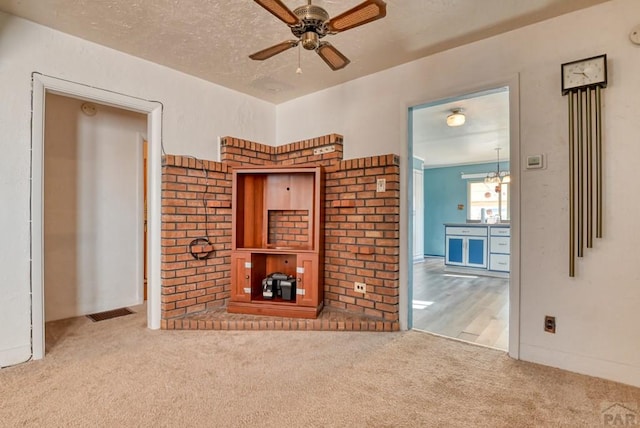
left=160, top=134, right=400, bottom=331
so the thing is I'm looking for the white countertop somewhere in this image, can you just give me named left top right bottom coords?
left=444, top=223, right=510, bottom=227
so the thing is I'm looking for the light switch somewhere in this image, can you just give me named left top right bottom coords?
left=526, top=154, right=544, bottom=169
left=376, top=178, right=386, bottom=192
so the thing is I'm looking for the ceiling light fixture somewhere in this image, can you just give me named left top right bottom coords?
left=484, top=147, right=511, bottom=187
left=447, top=108, right=466, bottom=127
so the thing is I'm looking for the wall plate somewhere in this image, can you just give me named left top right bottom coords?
left=313, top=145, right=335, bottom=155
left=526, top=154, right=544, bottom=169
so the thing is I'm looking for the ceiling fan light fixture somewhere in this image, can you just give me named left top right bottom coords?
left=447, top=109, right=466, bottom=127
left=249, top=0, right=387, bottom=71
left=301, top=31, right=319, bottom=50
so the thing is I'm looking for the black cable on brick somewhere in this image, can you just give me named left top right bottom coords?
left=184, top=156, right=215, bottom=260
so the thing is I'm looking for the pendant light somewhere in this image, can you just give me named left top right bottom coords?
left=484, top=148, right=511, bottom=186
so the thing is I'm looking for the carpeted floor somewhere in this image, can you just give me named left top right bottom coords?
left=0, top=305, right=638, bottom=427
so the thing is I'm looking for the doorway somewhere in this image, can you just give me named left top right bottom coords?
left=408, top=83, right=520, bottom=355
left=43, top=94, right=146, bottom=325
left=31, top=74, right=163, bottom=359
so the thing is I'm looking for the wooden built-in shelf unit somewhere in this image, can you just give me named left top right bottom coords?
left=227, top=165, right=324, bottom=318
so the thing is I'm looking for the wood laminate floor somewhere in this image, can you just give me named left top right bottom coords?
left=412, top=257, right=509, bottom=350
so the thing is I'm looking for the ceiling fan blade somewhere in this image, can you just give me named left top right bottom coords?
left=327, top=0, right=386, bottom=33
left=316, top=42, right=350, bottom=71
left=253, top=0, right=301, bottom=26
left=249, top=40, right=299, bottom=61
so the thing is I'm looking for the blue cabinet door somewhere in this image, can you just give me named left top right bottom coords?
left=467, top=237, right=486, bottom=267
left=446, top=237, right=464, bottom=265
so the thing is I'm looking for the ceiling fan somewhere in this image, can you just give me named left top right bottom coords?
left=249, top=0, right=387, bottom=71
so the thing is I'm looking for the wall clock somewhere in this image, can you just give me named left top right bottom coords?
left=561, top=54, right=607, bottom=95
left=562, top=54, right=607, bottom=277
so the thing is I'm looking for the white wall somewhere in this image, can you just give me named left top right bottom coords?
left=276, top=0, right=640, bottom=387
left=44, top=94, right=146, bottom=321
left=0, top=12, right=275, bottom=366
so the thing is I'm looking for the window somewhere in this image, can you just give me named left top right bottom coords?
left=468, top=181, right=509, bottom=221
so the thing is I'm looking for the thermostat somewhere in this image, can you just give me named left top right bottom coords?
left=526, top=154, right=544, bottom=169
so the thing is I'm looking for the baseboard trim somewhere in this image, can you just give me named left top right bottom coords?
left=520, top=343, right=640, bottom=388
left=0, top=344, right=31, bottom=368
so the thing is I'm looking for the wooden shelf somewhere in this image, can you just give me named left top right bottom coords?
left=229, top=166, right=324, bottom=319
left=226, top=301, right=322, bottom=319
left=250, top=295, right=298, bottom=305
left=233, top=247, right=316, bottom=254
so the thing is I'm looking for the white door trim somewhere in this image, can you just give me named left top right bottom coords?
left=137, top=132, right=147, bottom=304
left=30, top=73, right=163, bottom=359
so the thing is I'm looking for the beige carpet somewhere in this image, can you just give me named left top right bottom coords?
left=0, top=306, right=638, bottom=427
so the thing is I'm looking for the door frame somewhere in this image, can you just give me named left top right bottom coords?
left=30, top=73, right=163, bottom=359
left=412, top=162, right=424, bottom=262
left=140, top=135, right=149, bottom=302
left=405, top=75, right=521, bottom=359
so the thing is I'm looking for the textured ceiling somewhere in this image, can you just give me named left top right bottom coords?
left=0, top=0, right=608, bottom=104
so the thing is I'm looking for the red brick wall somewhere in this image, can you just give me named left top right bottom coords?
left=267, top=210, right=310, bottom=247
left=220, top=134, right=344, bottom=167
left=276, top=134, right=344, bottom=167
left=324, top=155, right=400, bottom=322
left=161, top=155, right=232, bottom=323
left=220, top=138, right=274, bottom=166
left=161, top=134, right=400, bottom=326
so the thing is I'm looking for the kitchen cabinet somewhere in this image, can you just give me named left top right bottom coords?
left=445, top=226, right=487, bottom=268
left=227, top=166, right=324, bottom=319
left=444, top=224, right=510, bottom=275
left=488, top=226, right=510, bottom=272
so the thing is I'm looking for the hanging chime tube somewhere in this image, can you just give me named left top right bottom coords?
left=586, top=87, right=593, bottom=248
left=569, top=92, right=575, bottom=277
left=577, top=90, right=584, bottom=258
left=596, top=86, right=603, bottom=238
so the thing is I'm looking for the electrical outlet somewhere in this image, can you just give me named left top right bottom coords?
left=313, top=145, right=335, bottom=155
left=354, top=282, right=366, bottom=294
left=544, top=315, right=556, bottom=333
left=376, top=178, right=386, bottom=192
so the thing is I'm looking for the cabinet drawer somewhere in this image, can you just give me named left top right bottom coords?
left=446, top=226, right=487, bottom=237
left=489, top=254, right=510, bottom=272
left=490, top=236, right=510, bottom=254
left=490, top=227, right=510, bottom=237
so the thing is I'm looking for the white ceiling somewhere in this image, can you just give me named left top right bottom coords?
left=413, top=88, right=510, bottom=167
left=0, top=0, right=607, bottom=166
left=0, top=0, right=608, bottom=105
